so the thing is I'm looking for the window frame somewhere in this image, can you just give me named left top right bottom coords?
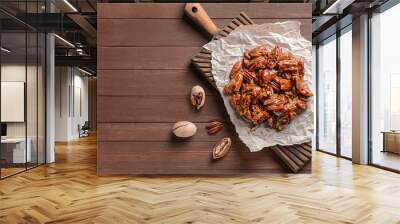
left=0, top=1, right=48, bottom=180
left=367, top=0, right=400, bottom=173
left=315, top=24, right=353, bottom=160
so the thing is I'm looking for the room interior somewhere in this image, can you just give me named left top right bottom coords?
left=0, top=0, right=400, bottom=223
left=0, top=28, right=46, bottom=177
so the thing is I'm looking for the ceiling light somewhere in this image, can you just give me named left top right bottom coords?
left=78, top=67, right=93, bottom=76
left=1, top=47, right=11, bottom=53
left=322, top=0, right=355, bottom=15
left=76, top=48, right=85, bottom=55
left=63, top=0, right=78, bottom=12
left=54, top=34, right=75, bottom=48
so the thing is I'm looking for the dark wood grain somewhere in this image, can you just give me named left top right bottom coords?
left=97, top=47, right=197, bottom=70
left=98, top=19, right=310, bottom=47
left=98, top=19, right=208, bottom=47
left=98, top=142, right=312, bottom=175
left=98, top=122, right=234, bottom=142
left=97, top=70, right=217, bottom=96
left=98, top=95, right=227, bottom=123
left=97, top=3, right=312, bottom=175
left=88, top=78, right=98, bottom=132
left=97, top=3, right=311, bottom=19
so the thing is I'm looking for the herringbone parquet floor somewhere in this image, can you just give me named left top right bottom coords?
left=1, top=135, right=400, bottom=224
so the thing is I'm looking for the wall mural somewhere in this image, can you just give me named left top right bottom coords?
left=97, top=3, right=313, bottom=175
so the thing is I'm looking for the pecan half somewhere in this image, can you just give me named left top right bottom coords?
left=206, top=120, right=223, bottom=135
left=230, top=60, right=242, bottom=78
left=212, top=137, right=231, bottom=160
left=242, top=70, right=257, bottom=83
left=190, top=85, right=205, bottom=110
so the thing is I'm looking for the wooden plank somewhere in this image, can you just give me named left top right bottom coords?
left=289, top=147, right=310, bottom=162
left=98, top=95, right=227, bottom=123
left=98, top=3, right=185, bottom=19
left=97, top=142, right=294, bottom=175
left=98, top=19, right=310, bottom=47
left=296, top=147, right=312, bottom=158
left=272, top=146, right=300, bottom=173
left=97, top=122, right=235, bottom=142
left=281, top=147, right=305, bottom=167
left=298, top=143, right=312, bottom=152
left=97, top=70, right=217, bottom=96
left=202, top=3, right=311, bottom=19
left=98, top=3, right=311, bottom=19
left=97, top=24, right=310, bottom=70
left=98, top=19, right=207, bottom=47
left=97, top=47, right=197, bottom=70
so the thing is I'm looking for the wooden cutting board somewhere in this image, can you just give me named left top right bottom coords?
left=189, top=9, right=312, bottom=173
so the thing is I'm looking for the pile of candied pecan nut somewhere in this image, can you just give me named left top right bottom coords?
left=223, top=45, right=313, bottom=131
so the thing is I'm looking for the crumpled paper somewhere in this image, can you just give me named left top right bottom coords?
left=203, top=21, right=313, bottom=152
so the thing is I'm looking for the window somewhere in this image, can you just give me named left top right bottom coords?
left=317, top=36, right=337, bottom=154
left=316, top=25, right=353, bottom=158
left=370, top=3, right=400, bottom=171
left=340, top=27, right=352, bottom=158
left=390, top=75, right=400, bottom=130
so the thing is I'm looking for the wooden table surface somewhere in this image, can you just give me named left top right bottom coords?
left=97, top=3, right=312, bottom=175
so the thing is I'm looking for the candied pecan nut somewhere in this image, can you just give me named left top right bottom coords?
left=224, top=45, right=313, bottom=131
left=279, top=79, right=292, bottom=91
left=230, top=60, right=242, bottom=78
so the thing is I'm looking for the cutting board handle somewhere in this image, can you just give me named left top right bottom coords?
left=184, top=3, right=219, bottom=38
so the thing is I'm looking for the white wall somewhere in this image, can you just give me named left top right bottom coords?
left=1, top=63, right=46, bottom=164
left=1, top=65, right=27, bottom=142
left=1, top=64, right=36, bottom=138
left=55, top=66, right=70, bottom=141
left=1, top=64, right=25, bottom=81
left=72, top=73, right=89, bottom=138
left=55, top=67, right=89, bottom=141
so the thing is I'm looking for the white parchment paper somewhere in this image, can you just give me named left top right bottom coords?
left=203, top=21, right=313, bottom=152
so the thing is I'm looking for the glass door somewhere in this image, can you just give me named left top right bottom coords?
left=0, top=1, right=46, bottom=179
left=1, top=26, right=28, bottom=178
